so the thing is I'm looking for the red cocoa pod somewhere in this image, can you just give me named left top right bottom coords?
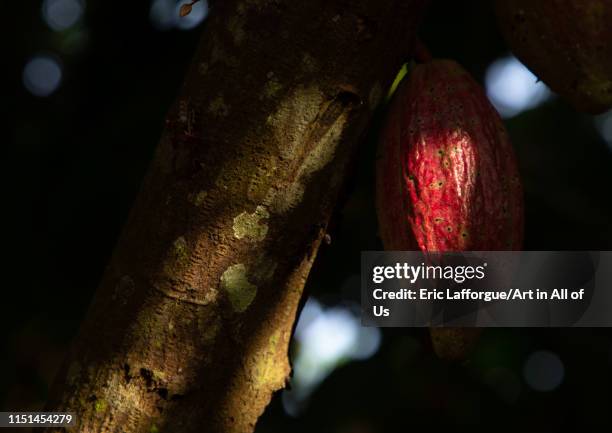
left=375, top=59, right=524, bottom=359
left=495, top=0, right=612, bottom=114
left=376, top=59, right=523, bottom=252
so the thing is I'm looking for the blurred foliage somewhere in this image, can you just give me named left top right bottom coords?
left=5, top=0, right=612, bottom=431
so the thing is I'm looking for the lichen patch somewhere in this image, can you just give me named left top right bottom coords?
left=173, top=237, right=188, bottom=260
left=220, top=264, right=257, bottom=312
left=251, top=329, right=287, bottom=388
left=233, top=206, right=270, bottom=241
left=94, top=399, right=107, bottom=413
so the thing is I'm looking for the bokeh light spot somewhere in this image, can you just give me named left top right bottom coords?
left=301, top=308, right=358, bottom=363
left=594, top=109, right=612, bottom=152
left=485, top=55, right=552, bottom=118
left=351, top=325, right=382, bottom=360
left=282, top=297, right=381, bottom=416
left=150, top=0, right=208, bottom=31
left=149, top=0, right=176, bottom=30
left=523, top=350, right=564, bottom=392
left=42, top=0, right=84, bottom=31
left=23, top=55, right=63, bottom=97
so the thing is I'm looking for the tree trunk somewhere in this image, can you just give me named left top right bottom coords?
left=44, top=1, right=427, bottom=432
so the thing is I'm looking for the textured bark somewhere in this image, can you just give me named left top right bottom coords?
left=44, top=1, right=427, bottom=432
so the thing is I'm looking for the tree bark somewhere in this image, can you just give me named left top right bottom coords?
left=44, top=1, right=427, bottom=432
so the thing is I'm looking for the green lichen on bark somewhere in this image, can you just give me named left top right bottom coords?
left=94, top=399, right=107, bottom=413
left=232, top=206, right=269, bottom=241
left=251, top=329, right=286, bottom=387
left=220, top=263, right=258, bottom=312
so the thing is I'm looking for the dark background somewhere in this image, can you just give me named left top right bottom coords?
left=5, top=0, right=612, bottom=431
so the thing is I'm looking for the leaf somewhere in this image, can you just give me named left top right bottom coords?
left=180, top=3, right=193, bottom=17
